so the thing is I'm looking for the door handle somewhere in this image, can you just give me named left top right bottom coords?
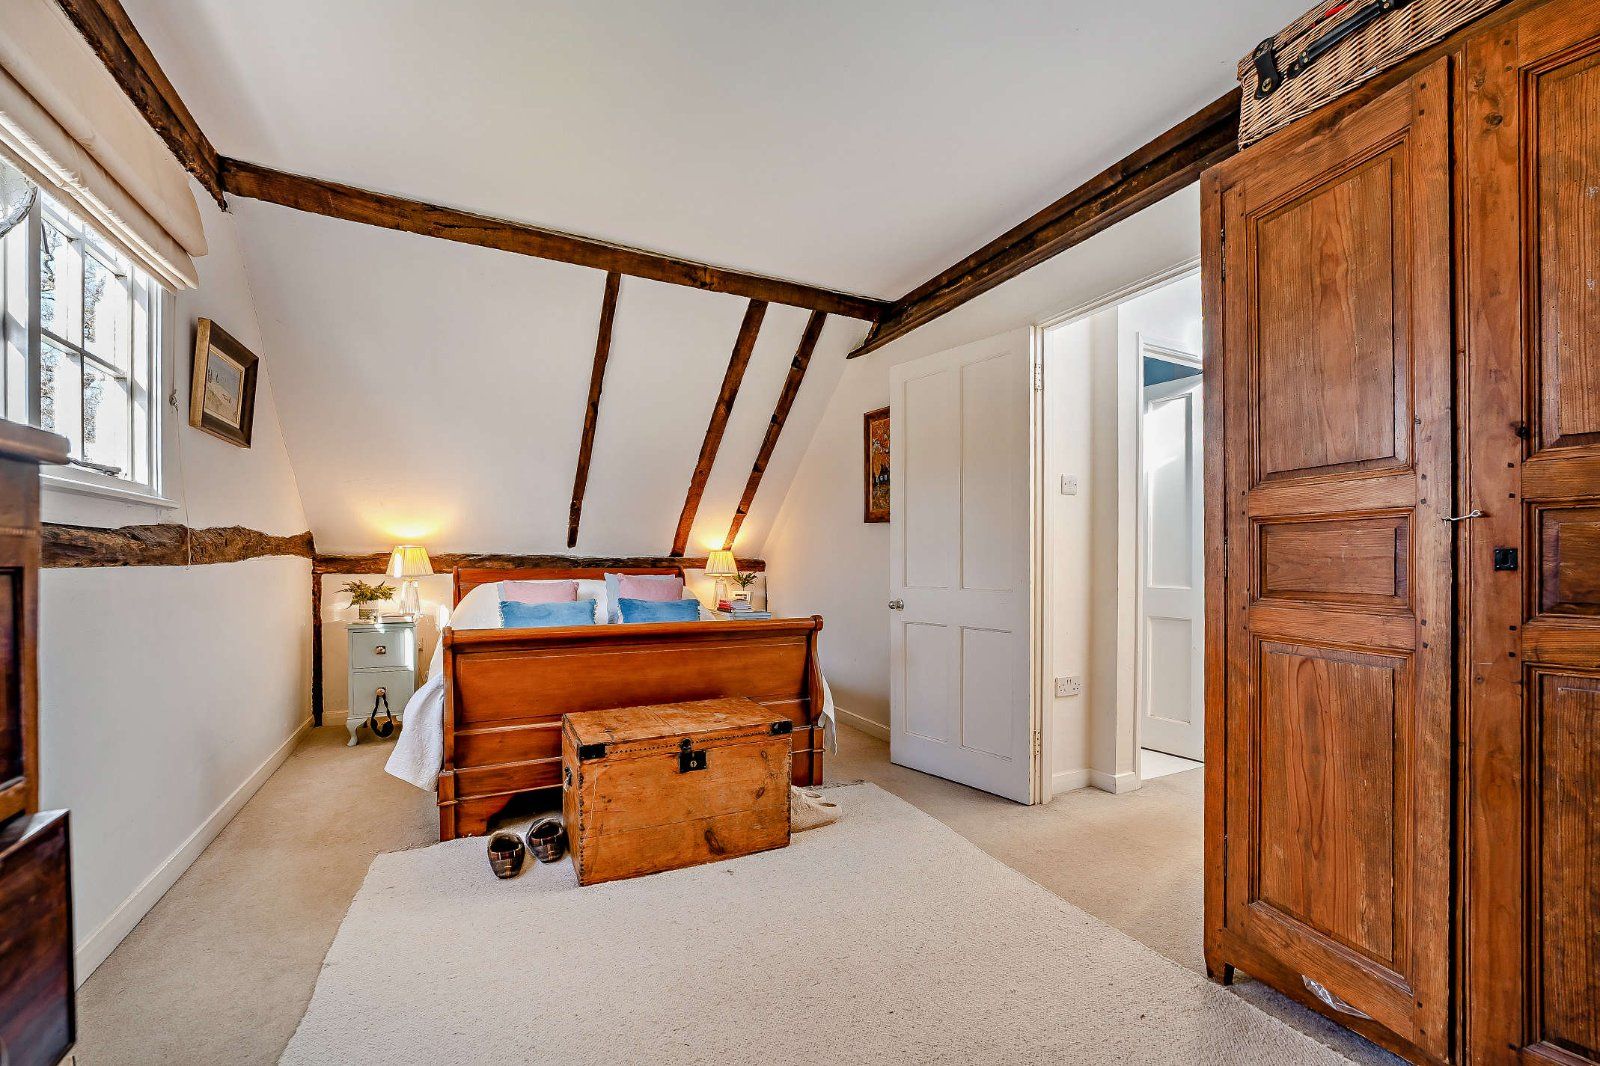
left=1442, top=509, right=1486, bottom=523
left=888, top=599, right=905, bottom=610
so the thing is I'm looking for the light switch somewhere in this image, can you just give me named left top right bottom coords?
left=1060, top=475, right=1079, bottom=496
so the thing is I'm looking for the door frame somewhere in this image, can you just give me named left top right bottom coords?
left=1033, top=258, right=1200, bottom=801
left=1133, top=337, right=1204, bottom=768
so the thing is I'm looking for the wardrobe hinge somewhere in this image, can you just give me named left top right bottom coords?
left=1032, top=363, right=1044, bottom=392
left=1032, top=726, right=1042, bottom=756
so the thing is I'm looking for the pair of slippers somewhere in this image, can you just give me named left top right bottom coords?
left=789, top=787, right=842, bottom=833
left=487, top=817, right=566, bottom=879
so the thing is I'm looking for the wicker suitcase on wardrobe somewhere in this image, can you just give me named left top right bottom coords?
left=1238, top=0, right=1509, bottom=144
left=561, top=698, right=793, bottom=886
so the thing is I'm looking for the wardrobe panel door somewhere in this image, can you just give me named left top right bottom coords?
left=1465, top=1, right=1600, bottom=1061
left=1206, top=60, right=1453, bottom=1062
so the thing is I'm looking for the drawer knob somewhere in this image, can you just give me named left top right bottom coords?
left=373, top=644, right=387, bottom=656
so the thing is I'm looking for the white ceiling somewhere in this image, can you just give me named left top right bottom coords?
left=126, top=0, right=1300, bottom=297
left=117, top=1, right=1302, bottom=557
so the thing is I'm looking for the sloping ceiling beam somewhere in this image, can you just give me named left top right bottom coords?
left=54, top=0, right=225, bottom=206
left=672, top=299, right=766, bottom=556
left=567, top=271, right=622, bottom=548
left=218, top=159, right=887, bottom=321
left=849, top=90, right=1241, bottom=358
left=722, top=309, right=825, bottom=551
left=55, top=0, right=889, bottom=318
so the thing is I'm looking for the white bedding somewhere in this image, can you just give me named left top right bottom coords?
left=385, top=582, right=837, bottom=791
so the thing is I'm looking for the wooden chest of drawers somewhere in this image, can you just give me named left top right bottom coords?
left=0, top=811, right=74, bottom=1066
left=0, top=423, right=71, bottom=1066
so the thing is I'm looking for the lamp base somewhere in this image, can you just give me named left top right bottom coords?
left=399, top=579, right=421, bottom=618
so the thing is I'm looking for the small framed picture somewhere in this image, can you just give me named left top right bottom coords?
left=863, top=405, right=890, bottom=523
left=189, top=318, right=259, bottom=448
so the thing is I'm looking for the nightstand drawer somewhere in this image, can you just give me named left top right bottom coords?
left=349, top=626, right=415, bottom=671
left=349, top=669, right=414, bottom=719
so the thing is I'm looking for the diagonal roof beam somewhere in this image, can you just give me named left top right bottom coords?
left=722, top=309, right=825, bottom=551
left=54, top=0, right=225, bottom=206
left=567, top=271, right=622, bottom=548
left=849, top=90, right=1241, bottom=358
left=672, top=299, right=766, bottom=557
left=219, top=159, right=887, bottom=321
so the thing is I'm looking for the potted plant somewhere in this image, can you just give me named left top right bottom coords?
left=342, top=579, right=396, bottom=622
left=734, top=571, right=760, bottom=608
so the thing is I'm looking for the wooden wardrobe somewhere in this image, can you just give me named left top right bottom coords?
left=1202, top=0, right=1600, bottom=1062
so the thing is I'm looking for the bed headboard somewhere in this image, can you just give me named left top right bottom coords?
left=451, top=566, right=685, bottom=607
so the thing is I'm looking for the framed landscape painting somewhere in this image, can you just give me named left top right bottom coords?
left=863, top=405, right=889, bottom=523
left=189, top=318, right=259, bottom=448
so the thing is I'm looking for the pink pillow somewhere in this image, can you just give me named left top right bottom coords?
left=501, top=580, right=578, bottom=604
left=616, top=574, right=684, bottom=601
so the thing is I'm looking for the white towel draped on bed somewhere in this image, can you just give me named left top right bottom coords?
left=384, top=584, right=838, bottom=792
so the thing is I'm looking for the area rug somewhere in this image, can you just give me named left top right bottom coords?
left=281, top=784, right=1349, bottom=1065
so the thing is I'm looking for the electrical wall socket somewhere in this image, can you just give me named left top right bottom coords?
left=1054, top=676, right=1083, bottom=698
left=1059, top=475, right=1079, bottom=496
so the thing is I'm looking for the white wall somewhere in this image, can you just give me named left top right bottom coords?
left=222, top=201, right=866, bottom=559
left=36, top=184, right=312, bottom=979
left=765, top=187, right=1202, bottom=783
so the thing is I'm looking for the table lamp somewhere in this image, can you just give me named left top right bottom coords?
left=704, top=549, right=738, bottom=607
left=387, top=544, right=432, bottom=618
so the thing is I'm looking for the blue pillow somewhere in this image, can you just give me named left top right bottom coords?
left=499, top=598, right=596, bottom=628
left=616, top=597, right=701, bottom=624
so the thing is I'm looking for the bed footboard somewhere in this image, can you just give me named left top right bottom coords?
left=438, top=616, right=825, bottom=840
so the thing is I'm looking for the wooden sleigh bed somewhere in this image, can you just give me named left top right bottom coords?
left=436, top=566, right=826, bottom=840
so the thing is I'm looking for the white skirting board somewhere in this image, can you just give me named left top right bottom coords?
left=833, top=705, right=889, bottom=742
left=1051, top=768, right=1090, bottom=794
left=73, top=716, right=313, bottom=983
left=1089, top=769, right=1142, bottom=794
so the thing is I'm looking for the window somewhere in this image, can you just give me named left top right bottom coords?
left=1, top=161, right=166, bottom=501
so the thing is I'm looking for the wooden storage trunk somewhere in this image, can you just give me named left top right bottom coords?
left=561, top=698, right=793, bottom=886
left=1238, top=0, right=1507, bottom=144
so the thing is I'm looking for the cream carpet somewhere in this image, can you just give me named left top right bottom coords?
left=282, top=783, right=1348, bottom=1065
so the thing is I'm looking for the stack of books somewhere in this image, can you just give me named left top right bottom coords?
left=714, top=600, right=772, bottom=620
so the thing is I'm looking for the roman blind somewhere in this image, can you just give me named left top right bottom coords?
left=0, top=0, right=205, bottom=289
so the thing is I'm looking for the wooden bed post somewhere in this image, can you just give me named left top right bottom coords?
left=438, top=625, right=459, bottom=841
left=807, top=615, right=825, bottom=786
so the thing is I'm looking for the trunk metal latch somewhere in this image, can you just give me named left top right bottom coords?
left=678, top=738, right=707, bottom=774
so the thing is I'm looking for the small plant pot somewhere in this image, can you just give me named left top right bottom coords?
left=526, top=817, right=567, bottom=863
left=486, top=832, right=526, bottom=879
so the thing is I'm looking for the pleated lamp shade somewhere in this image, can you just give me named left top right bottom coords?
left=387, top=544, right=433, bottom=579
left=703, top=550, right=738, bottom=578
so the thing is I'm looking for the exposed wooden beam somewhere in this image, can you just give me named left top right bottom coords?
left=307, top=549, right=767, bottom=725
left=312, top=553, right=765, bottom=575
left=567, top=271, right=622, bottom=548
left=42, top=523, right=312, bottom=567
left=53, top=0, right=225, bottom=206
left=219, top=159, right=887, bottom=321
left=850, top=90, right=1241, bottom=358
left=722, top=310, right=825, bottom=550
left=671, top=300, right=767, bottom=557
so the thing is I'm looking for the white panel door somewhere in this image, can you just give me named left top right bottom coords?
left=889, top=336, right=1033, bottom=803
left=1138, top=375, right=1204, bottom=760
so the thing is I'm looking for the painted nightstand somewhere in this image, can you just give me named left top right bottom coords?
left=346, top=618, right=417, bottom=746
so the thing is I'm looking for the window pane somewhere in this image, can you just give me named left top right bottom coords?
left=82, top=253, right=128, bottom=370
left=82, top=361, right=129, bottom=476
left=40, top=339, right=82, bottom=459
left=39, top=222, right=64, bottom=337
